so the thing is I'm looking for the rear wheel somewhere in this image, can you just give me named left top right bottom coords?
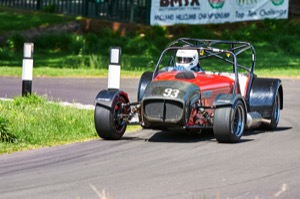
left=213, top=99, right=246, bottom=143
left=262, top=91, right=281, bottom=130
left=94, top=95, right=127, bottom=140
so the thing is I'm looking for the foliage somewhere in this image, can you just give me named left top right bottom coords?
left=0, top=94, right=97, bottom=154
left=0, top=47, right=14, bottom=60
left=0, top=114, right=17, bottom=143
left=29, top=33, right=86, bottom=60
left=43, top=3, right=56, bottom=13
left=6, top=33, right=25, bottom=52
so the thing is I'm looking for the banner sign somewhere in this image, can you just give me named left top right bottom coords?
left=150, top=0, right=289, bottom=25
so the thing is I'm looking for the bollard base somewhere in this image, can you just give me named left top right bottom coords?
left=22, top=80, right=32, bottom=96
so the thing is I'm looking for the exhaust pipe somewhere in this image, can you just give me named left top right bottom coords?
left=246, top=112, right=271, bottom=129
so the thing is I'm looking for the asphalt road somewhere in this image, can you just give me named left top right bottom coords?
left=0, top=77, right=300, bottom=199
left=0, top=76, right=139, bottom=104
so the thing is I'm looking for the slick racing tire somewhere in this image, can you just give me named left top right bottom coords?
left=94, top=95, right=127, bottom=140
left=261, top=91, right=281, bottom=130
left=213, top=99, right=246, bottom=143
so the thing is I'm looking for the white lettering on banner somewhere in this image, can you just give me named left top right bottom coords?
left=150, top=0, right=289, bottom=25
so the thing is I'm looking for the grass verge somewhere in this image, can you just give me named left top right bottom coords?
left=0, top=94, right=141, bottom=154
left=0, top=67, right=144, bottom=78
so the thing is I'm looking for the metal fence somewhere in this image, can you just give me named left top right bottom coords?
left=0, top=0, right=151, bottom=24
left=0, top=0, right=298, bottom=25
left=290, top=0, right=300, bottom=16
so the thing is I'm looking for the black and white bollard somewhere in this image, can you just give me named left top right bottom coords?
left=107, top=47, right=121, bottom=90
left=22, top=43, right=34, bottom=96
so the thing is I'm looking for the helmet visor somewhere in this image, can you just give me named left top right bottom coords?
left=176, top=57, right=193, bottom=64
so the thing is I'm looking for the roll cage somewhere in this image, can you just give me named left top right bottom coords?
left=152, top=38, right=256, bottom=96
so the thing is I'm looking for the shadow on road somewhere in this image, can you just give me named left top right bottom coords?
left=271, top=126, right=293, bottom=132
left=146, top=130, right=216, bottom=143
left=244, top=126, right=293, bottom=136
left=121, top=126, right=293, bottom=143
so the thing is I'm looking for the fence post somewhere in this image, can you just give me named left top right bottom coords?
left=130, top=0, right=135, bottom=23
left=84, top=0, right=90, bottom=17
left=145, top=0, right=151, bottom=25
left=22, top=43, right=34, bottom=96
left=36, top=0, right=42, bottom=9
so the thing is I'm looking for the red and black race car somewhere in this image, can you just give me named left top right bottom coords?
left=94, top=38, right=283, bottom=143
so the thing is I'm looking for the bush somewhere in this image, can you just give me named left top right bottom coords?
left=5, top=33, right=24, bottom=52
left=84, top=33, right=101, bottom=54
left=0, top=47, right=13, bottom=60
left=274, top=35, right=300, bottom=55
left=0, top=114, right=17, bottom=143
left=69, top=35, right=85, bottom=55
left=43, top=3, right=56, bottom=13
left=87, top=54, right=107, bottom=69
left=34, top=33, right=73, bottom=52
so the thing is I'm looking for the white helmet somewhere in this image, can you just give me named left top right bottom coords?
left=176, top=49, right=199, bottom=70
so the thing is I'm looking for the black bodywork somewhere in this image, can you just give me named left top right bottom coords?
left=142, top=80, right=200, bottom=128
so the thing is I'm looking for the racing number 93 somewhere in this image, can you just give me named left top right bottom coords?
left=163, top=88, right=180, bottom=98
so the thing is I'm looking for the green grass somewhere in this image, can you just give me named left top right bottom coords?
left=0, top=6, right=76, bottom=32
left=0, top=67, right=144, bottom=78
left=0, top=94, right=141, bottom=154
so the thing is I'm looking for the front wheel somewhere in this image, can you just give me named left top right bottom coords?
left=94, top=95, right=127, bottom=140
left=213, top=99, right=246, bottom=143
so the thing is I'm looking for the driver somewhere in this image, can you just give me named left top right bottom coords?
left=174, top=49, right=202, bottom=72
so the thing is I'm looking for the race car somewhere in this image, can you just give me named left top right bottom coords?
left=94, top=38, right=283, bottom=143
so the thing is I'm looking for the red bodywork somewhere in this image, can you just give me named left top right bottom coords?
left=154, top=71, right=236, bottom=127
left=155, top=71, right=235, bottom=106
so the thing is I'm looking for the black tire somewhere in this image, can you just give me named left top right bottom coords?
left=213, top=99, right=246, bottom=143
left=94, top=95, right=127, bottom=140
left=261, top=91, right=281, bottom=130
left=137, top=71, right=153, bottom=102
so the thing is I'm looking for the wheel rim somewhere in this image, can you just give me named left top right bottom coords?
left=233, top=105, right=244, bottom=137
left=113, top=99, right=126, bottom=134
left=273, top=94, right=280, bottom=124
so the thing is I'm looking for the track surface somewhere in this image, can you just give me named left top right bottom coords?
left=0, top=77, right=300, bottom=199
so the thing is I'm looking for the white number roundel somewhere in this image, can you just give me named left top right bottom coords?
left=163, top=88, right=180, bottom=98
